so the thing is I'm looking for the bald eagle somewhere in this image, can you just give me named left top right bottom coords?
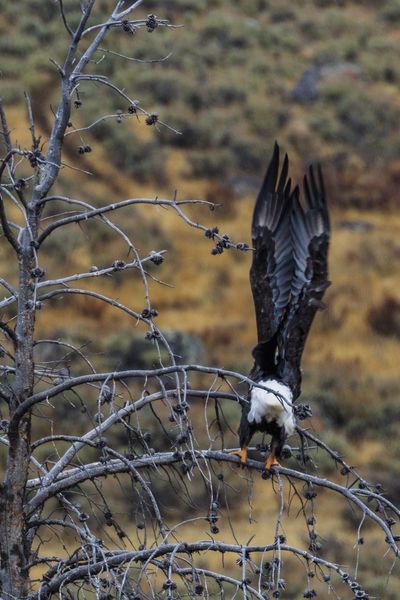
left=232, top=142, right=330, bottom=472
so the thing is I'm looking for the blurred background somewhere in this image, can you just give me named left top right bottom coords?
left=1, top=0, right=400, bottom=596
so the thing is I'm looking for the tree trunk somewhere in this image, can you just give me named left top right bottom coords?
left=0, top=414, right=32, bottom=598
left=0, top=224, right=37, bottom=597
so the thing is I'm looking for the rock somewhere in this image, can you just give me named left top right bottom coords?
left=289, top=61, right=362, bottom=103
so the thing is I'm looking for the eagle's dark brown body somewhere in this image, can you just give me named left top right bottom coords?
left=233, top=143, right=330, bottom=470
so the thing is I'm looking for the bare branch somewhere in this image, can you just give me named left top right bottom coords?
left=0, top=191, right=21, bottom=254
left=116, top=0, right=144, bottom=19
left=12, top=365, right=284, bottom=423
left=64, top=111, right=136, bottom=137
left=81, top=17, right=174, bottom=38
left=29, top=539, right=376, bottom=599
left=97, top=46, right=173, bottom=64
left=0, top=321, right=17, bottom=347
left=31, top=1, right=96, bottom=200
left=71, top=2, right=127, bottom=77
left=35, top=250, right=166, bottom=290
left=34, top=388, right=241, bottom=489
left=24, top=93, right=39, bottom=156
left=38, top=286, right=145, bottom=319
left=37, top=197, right=223, bottom=246
left=0, top=278, right=17, bottom=299
left=58, top=0, right=74, bottom=37
left=74, top=74, right=183, bottom=134
left=25, top=449, right=400, bottom=559
left=0, top=99, right=12, bottom=154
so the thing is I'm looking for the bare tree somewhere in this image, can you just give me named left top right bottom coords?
left=0, top=2, right=399, bottom=599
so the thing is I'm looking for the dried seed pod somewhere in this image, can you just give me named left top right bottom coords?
left=128, top=101, right=139, bottom=113
left=304, top=489, right=317, bottom=500
left=145, top=113, right=158, bottom=125
left=149, top=251, right=164, bottom=265
left=113, top=260, right=126, bottom=270
left=145, top=330, right=160, bottom=340
left=15, top=178, right=26, bottom=190
left=146, top=14, right=158, bottom=32
left=294, top=403, right=313, bottom=420
left=31, top=267, right=45, bottom=279
left=100, top=385, right=113, bottom=404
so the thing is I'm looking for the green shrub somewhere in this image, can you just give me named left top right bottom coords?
left=141, top=0, right=207, bottom=13
left=299, top=19, right=322, bottom=39
left=230, top=135, right=267, bottom=172
left=310, top=430, right=351, bottom=475
left=105, top=330, right=203, bottom=371
left=199, top=15, right=252, bottom=50
left=164, top=330, right=204, bottom=364
left=245, top=102, right=282, bottom=137
left=314, top=0, right=346, bottom=6
left=333, top=85, right=400, bottom=153
left=157, top=111, right=220, bottom=149
left=257, top=25, right=301, bottom=52
left=106, top=332, right=162, bottom=371
left=42, top=225, right=83, bottom=263
left=367, top=296, right=400, bottom=339
left=132, top=69, right=192, bottom=105
left=305, top=369, right=400, bottom=441
left=208, top=82, right=247, bottom=106
left=116, top=138, right=167, bottom=183
left=0, top=36, right=37, bottom=57
left=361, top=575, right=400, bottom=600
left=188, top=148, right=235, bottom=178
left=269, top=8, right=296, bottom=23
left=309, top=111, right=341, bottom=143
left=381, top=0, right=400, bottom=22
left=92, top=120, right=168, bottom=183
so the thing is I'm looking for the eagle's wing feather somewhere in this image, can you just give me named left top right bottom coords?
left=277, top=165, right=330, bottom=398
left=250, top=143, right=293, bottom=373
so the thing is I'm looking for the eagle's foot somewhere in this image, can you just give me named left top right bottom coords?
left=230, top=448, right=248, bottom=466
left=264, top=454, right=281, bottom=472
left=262, top=455, right=281, bottom=479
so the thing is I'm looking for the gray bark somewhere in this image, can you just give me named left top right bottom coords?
left=0, top=224, right=37, bottom=597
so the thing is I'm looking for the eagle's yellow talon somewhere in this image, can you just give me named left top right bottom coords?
left=264, top=454, right=281, bottom=471
left=230, top=448, right=248, bottom=466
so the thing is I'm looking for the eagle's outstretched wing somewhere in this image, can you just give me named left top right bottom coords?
left=277, top=165, right=330, bottom=398
left=250, top=142, right=292, bottom=373
left=250, top=143, right=330, bottom=397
